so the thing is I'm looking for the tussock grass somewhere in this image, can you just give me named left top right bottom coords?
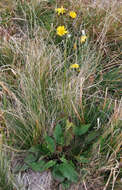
left=0, top=0, right=121, bottom=189
left=0, top=150, right=13, bottom=190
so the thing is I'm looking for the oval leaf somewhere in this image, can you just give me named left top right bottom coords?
left=59, top=163, right=78, bottom=182
left=74, top=124, right=91, bottom=136
left=24, top=154, right=37, bottom=164
left=45, top=135, right=55, bottom=153
left=28, top=144, right=41, bottom=153
left=52, top=165, right=65, bottom=182
left=54, top=124, right=64, bottom=145
left=43, top=160, right=56, bottom=170
left=29, top=160, right=45, bottom=172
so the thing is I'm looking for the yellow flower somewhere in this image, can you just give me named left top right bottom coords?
left=80, top=35, right=87, bottom=43
left=56, top=26, right=68, bottom=36
left=70, top=63, right=79, bottom=69
left=73, top=43, right=77, bottom=50
left=55, top=6, right=66, bottom=15
left=69, top=11, right=77, bottom=18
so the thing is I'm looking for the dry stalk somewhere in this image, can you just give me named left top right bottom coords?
left=103, top=168, right=113, bottom=190
left=83, top=180, right=88, bottom=190
left=103, top=87, right=108, bottom=110
left=2, top=144, right=27, bottom=153
left=71, top=100, right=85, bottom=123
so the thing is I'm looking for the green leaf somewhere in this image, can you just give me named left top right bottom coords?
left=59, top=163, right=78, bottom=182
left=52, top=165, right=65, bottom=182
left=65, top=120, right=73, bottom=131
left=60, top=156, right=68, bottom=164
left=28, top=144, right=41, bottom=153
left=71, top=144, right=83, bottom=155
left=65, top=130, right=74, bottom=146
left=40, top=144, right=51, bottom=155
left=43, top=160, right=56, bottom=170
left=62, top=181, right=71, bottom=190
left=29, top=160, right=46, bottom=172
left=74, top=124, right=91, bottom=136
left=45, top=135, right=55, bottom=153
left=24, top=154, right=36, bottom=164
left=30, top=160, right=56, bottom=172
left=54, top=124, right=64, bottom=145
left=48, top=0, right=56, bottom=4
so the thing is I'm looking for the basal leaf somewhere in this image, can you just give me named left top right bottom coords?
left=24, top=153, right=37, bottom=164
left=60, top=156, right=68, bottom=164
left=65, top=120, right=73, bottom=131
left=43, top=160, right=56, bottom=170
left=29, top=160, right=56, bottom=172
left=74, top=124, right=91, bottom=136
left=29, top=160, right=45, bottom=172
left=62, top=180, right=71, bottom=190
left=59, top=163, right=78, bottom=182
left=54, top=124, right=64, bottom=145
left=65, top=129, right=74, bottom=146
left=28, top=144, right=41, bottom=153
left=45, top=135, right=55, bottom=153
left=52, top=165, right=65, bottom=182
left=40, top=144, right=51, bottom=155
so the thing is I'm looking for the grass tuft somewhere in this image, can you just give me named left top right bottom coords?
left=0, top=0, right=121, bottom=189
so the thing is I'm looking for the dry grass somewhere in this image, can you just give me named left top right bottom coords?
left=0, top=0, right=122, bottom=189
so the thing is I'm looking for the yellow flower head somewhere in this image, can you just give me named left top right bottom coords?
left=55, top=6, right=66, bottom=15
left=69, top=11, right=77, bottom=18
left=56, top=26, right=68, bottom=36
left=73, top=43, right=77, bottom=50
left=80, top=35, right=87, bottom=43
left=70, top=63, right=79, bottom=69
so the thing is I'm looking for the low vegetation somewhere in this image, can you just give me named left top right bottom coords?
left=0, top=0, right=121, bottom=189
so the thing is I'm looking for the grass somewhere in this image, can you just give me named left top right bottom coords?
left=0, top=149, right=14, bottom=190
left=0, top=0, right=122, bottom=189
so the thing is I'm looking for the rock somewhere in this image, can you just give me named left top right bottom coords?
left=15, top=169, right=53, bottom=190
